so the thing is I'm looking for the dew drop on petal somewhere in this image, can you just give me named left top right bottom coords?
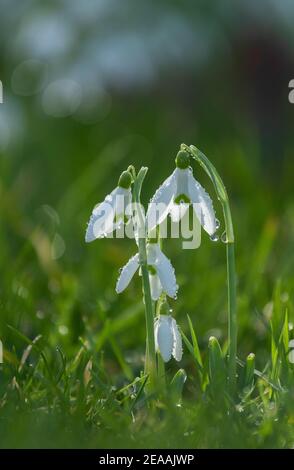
left=210, top=233, right=219, bottom=242
left=215, top=219, right=220, bottom=230
left=221, top=231, right=228, bottom=244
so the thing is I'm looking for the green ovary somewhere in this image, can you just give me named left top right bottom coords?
left=174, top=193, right=190, bottom=204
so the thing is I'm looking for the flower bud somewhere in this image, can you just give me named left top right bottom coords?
left=175, top=150, right=190, bottom=169
left=118, top=170, right=132, bottom=189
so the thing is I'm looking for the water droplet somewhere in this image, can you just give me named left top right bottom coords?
left=210, top=233, right=219, bottom=242
left=215, top=219, right=220, bottom=230
left=221, top=231, right=228, bottom=243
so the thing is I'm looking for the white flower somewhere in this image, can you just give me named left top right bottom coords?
left=154, top=315, right=183, bottom=362
left=85, top=171, right=132, bottom=242
left=116, top=243, right=178, bottom=300
left=147, top=150, right=217, bottom=236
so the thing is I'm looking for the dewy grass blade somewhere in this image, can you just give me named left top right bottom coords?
left=130, top=375, right=149, bottom=411
left=180, top=328, right=203, bottom=374
left=236, top=357, right=283, bottom=392
left=186, top=315, right=203, bottom=386
left=280, top=309, right=289, bottom=358
left=7, top=325, right=64, bottom=397
left=187, top=315, right=203, bottom=368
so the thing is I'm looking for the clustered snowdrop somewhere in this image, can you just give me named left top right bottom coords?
left=147, top=150, right=217, bottom=236
left=116, top=242, right=178, bottom=301
left=85, top=171, right=132, bottom=242
left=85, top=147, right=219, bottom=375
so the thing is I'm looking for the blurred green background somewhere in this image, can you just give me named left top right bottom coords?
left=0, top=0, right=294, bottom=448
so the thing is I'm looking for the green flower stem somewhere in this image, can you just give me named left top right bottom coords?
left=226, top=242, right=237, bottom=391
left=133, top=167, right=157, bottom=390
left=182, top=144, right=237, bottom=392
left=138, top=236, right=157, bottom=388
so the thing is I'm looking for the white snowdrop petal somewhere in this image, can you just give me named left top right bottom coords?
left=187, top=170, right=216, bottom=236
left=115, top=253, right=140, bottom=293
left=85, top=187, right=132, bottom=242
left=85, top=198, right=115, bottom=242
left=170, top=202, right=189, bottom=223
left=149, top=273, right=162, bottom=301
left=155, top=316, right=173, bottom=362
left=154, top=246, right=178, bottom=299
left=146, top=171, right=177, bottom=233
left=171, top=318, right=183, bottom=361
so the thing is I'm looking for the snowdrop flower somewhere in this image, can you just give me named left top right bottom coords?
left=154, top=315, right=182, bottom=362
left=116, top=242, right=178, bottom=300
left=85, top=171, right=132, bottom=242
left=147, top=150, right=217, bottom=236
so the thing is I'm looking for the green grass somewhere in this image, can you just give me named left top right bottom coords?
left=0, top=95, right=294, bottom=448
left=0, top=306, right=293, bottom=448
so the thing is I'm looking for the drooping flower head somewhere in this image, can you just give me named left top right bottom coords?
left=85, top=171, right=132, bottom=242
left=147, top=150, right=217, bottom=237
left=116, top=242, right=178, bottom=301
left=154, top=315, right=182, bottom=362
